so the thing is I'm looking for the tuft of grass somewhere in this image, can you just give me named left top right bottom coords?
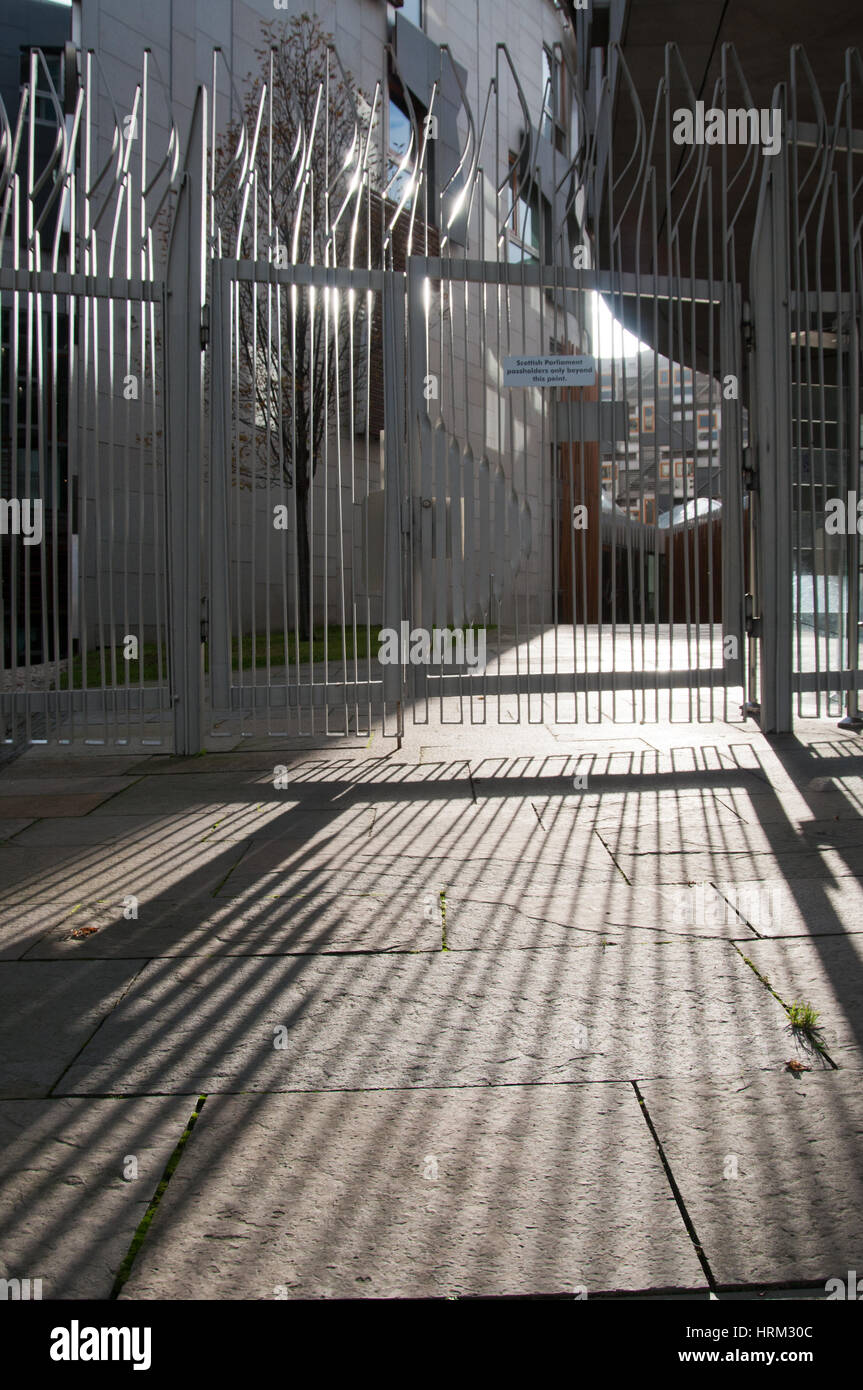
left=788, top=1000, right=820, bottom=1032
left=786, top=999, right=828, bottom=1056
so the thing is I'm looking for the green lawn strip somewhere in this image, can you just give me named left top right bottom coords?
left=57, top=623, right=495, bottom=687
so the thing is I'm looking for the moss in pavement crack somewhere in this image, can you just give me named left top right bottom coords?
left=110, top=1094, right=208, bottom=1299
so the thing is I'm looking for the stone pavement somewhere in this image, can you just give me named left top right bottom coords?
left=0, top=712, right=862, bottom=1299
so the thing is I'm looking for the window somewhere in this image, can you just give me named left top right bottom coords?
left=20, top=48, right=63, bottom=126
left=659, top=460, right=671, bottom=479
left=658, top=364, right=670, bottom=387
left=386, top=92, right=414, bottom=208
left=642, top=402, right=655, bottom=433
left=396, top=0, right=423, bottom=27
left=541, top=46, right=569, bottom=154
left=672, top=364, right=693, bottom=402
left=696, top=407, right=720, bottom=446
left=505, top=155, right=548, bottom=263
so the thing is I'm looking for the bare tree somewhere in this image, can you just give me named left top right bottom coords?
left=213, top=14, right=367, bottom=641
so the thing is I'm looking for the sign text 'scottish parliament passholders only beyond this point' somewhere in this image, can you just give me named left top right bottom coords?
left=503, top=355, right=597, bottom=387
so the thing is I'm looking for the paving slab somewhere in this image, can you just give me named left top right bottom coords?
left=725, top=875, right=863, bottom=938
left=742, top=935, right=863, bottom=1068
left=614, top=846, right=863, bottom=885
left=0, top=903, right=82, bottom=960
left=9, top=814, right=188, bottom=849
left=23, top=891, right=441, bottom=959
left=232, top=811, right=610, bottom=873
left=0, top=1095, right=195, bottom=1298
left=201, top=805, right=376, bottom=844
left=86, top=764, right=473, bottom=816
left=218, top=844, right=624, bottom=900
left=535, top=790, right=747, bottom=829
left=0, top=818, right=35, bottom=839
left=133, top=749, right=378, bottom=775
left=7, top=755, right=149, bottom=778
left=597, top=819, right=863, bottom=857
left=638, top=1072, right=863, bottom=1288
left=60, top=940, right=791, bottom=1096
left=0, top=837, right=250, bottom=906
left=0, top=793, right=132, bottom=819
left=713, top=793, right=857, bottom=827
left=444, top=883, right=759, bottom=946
left=0, top=776, right=138, bottom=799
left=0, top=845, right=87, bottom=900
left=0, top=960, right=144, bottom=1096
left=119, top=1085, right=706, bottom=1299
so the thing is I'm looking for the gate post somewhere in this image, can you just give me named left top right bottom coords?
left=381, top=270, right=407, bottom=725
left=750, top=88, right=793, bottom=733
left=165, top=87, right=207, bottom=754
left=721, top=286, right=746, bottom=693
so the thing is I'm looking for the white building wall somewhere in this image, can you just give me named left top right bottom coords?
left=74, top=0, right=580, bottom=639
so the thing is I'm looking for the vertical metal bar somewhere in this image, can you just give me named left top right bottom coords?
left=165, top=87, right=207, bottom=753
left=381, top=268, right=405, bottom=726
left=209, top=259, right=231, bottom=719
left=751, top=89, right=793, bottom=733
left=721, top=285, right=745, bottom=693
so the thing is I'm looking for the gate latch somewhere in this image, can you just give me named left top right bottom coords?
left=742, top=448, right=757, bottom=490
left=744, top=592, right=760, bottom=638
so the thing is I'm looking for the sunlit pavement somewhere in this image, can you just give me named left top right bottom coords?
left=0, top=711, right=861, bottom=1299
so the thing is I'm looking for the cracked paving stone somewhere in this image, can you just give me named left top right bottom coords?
left=219, top=847, right=623, bottom=900
left=0, top=1095, right=196, bottom=1298
left=637, top=1072, right=863, bottom=1288
left=443, top=882, right=756, bottom=945
left=59, top=941, right=792, bottom=1095
left=0, top=961, right=143, bottom=1097
left=614, top=847, right=863, bottom=886
left=725, top=875, right=863, bottom=938
left=742, top=935, right=863, bottom=1068
left=0, top=838, right=251, bottom=906
left=118, top=1085, right=706, bottom=1299
left=23, top=892, right=440, bottom=959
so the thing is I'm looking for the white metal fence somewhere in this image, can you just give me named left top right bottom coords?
left=1, top=37, right=861, bottom=748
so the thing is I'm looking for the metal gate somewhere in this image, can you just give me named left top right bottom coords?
left=3, top=38, right=862, bottom=749
left=750, top=50, right=863, bottom=729
left=0, top=51, right=176, bottom=750
left=201, top=37, right=752, bottom=742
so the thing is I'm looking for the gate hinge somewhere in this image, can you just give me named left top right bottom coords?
left=200, top=596, right=209, bottom=643
left=200, top=304, right=210, bottom=349
left=401, top=498, right=412, bottom=534
left=742, top=448, right=757, bottom=490
left=742, top=302, right=754, bottom=351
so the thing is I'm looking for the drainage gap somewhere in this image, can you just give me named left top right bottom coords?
left=632, top=1081, right=717, bottom=1294
left=110, top=1093, right=208, bottom=1299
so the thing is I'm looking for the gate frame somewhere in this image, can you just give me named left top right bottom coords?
left=404, top=253, right=748, bottom=709
left=206, top=257, right=407, bottom=734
